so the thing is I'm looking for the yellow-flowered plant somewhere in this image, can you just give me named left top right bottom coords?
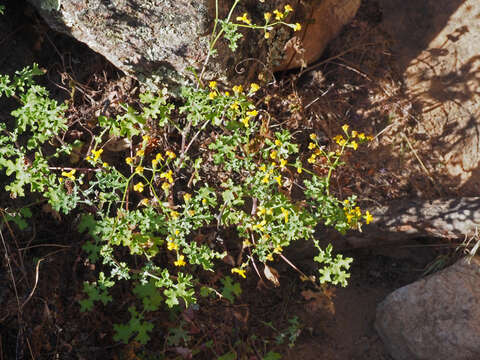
left=1, top=2, right=376, bottom=355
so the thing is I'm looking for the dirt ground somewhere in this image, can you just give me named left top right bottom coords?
left=0, top=0, right=466, bottom=359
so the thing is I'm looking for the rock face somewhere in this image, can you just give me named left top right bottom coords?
left=27, top=0, right=360, bottom=84
left=375, top=257, right=480, bottom=360
left=379, top=0, right=480, bottom=194
left=276, top=0, right=360, bottom=71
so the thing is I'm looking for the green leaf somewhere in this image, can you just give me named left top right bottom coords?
left=220, top=276, right=241, bottom=303
left=133, top=280, right=163, bottom=312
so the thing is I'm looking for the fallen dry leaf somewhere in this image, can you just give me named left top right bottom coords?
left=264, top=264, right=280, bottom=287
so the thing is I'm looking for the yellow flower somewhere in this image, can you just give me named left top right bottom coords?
left=208, top=91, right=217, bottom=100
left=233, top=85, right=243, bottom=94
left=257, top=206, right=266, bottom=216
left=333, top=135, right=344, bottom=144
left=139, top=198, right=149, bottom=206
left=136, top=149, right=145, bottom=157
left=246, top=109, right=258, bottom=117
left=262, top=175, right=270, bottom=184
left=59, top=177, right=64, bottom=183
left=293, top=23, right=302, bottom=31
left=230, top=101, right=239, bottom=110
left=266, top=253, right=274, bottom=261
left=355, top=207, right=362, bottom=216
left=358, top=133, right=366, bottom=140
left=351, top=130, right=358, bottom=138
left=231, top=268, right=246, bottom=278
left=274, top=175, right=282, bottom=186
left=167, top=241, right=178, bottom=251
left=166, top=150, right=176, bottom=159
left=281, top=207, right=289, bottom=223
left=86, top=156, right=92, bottom=161
left=284, top=4, right=293, bottom=12
left=125, top=157, right=133, bottom=165
left=156, top=153, right=164, bottom=161
left=240, top=117, right=249, bottom=127
left=161, top=182, right=170, bottom=191
left=250, top=83, right=260, bottom=93
left=202, top=198, right=207, bottom=205
left=270, top=150, right=277, bottom=159
left=236, top=12, right=251, bottom=25
left=174, top=255, right=186, bottom=267
left=61, top=169, right=76, bottom=180
left=260, top=164, right=267, bottom=172
left=264, top=12, right=272, bottom=22
left=92, top=149, right=103, bottom=161
left=151, top=159, right=158, bottom=167
left=338, top=139, right=347, bottom=147
left=273, top=9, right=284, bottom=20
left=342, top=124, right=350, bottom=134
left=350, top=141, right=358, bottom=150
left=243, top=239, right=252, bottom=247
left=310, top=133, right=317, bottom=140
left=209, top=81, right=217, bottom=89
left=308, top=142, right=316, bottom=150
left=133, top=182, right=144, bottom=192
left=344, top=199, right=350, bottom=205
left=366, top=135, right=374, bottom=141
left=364, top=211, right=373, bottom=224
left=175, top=229, right=180, bottom=236
left=308, top=154, right=316, bottom=163
left=142, top=135, right=150, bottom=142
left=183, top=193, right=192, bottom=202
left=280, top=159, right=287, bottom=169
left=264, top=31, right=270, bottom=39
left=160, top=170, right=174, bottom=183
left=346, top=212, right=354, bottom=223
left=274, top=139, right=282, bottom=146
left=170, top=211, right=179, bottom=219
left=135, top=166, right=144, bottom=174
left=102, top=162, right=109, bottom=168
left=273, top=245, right=283, bottom=254
left=224, top=91, right=230, bottom=96
left=188, top=210, right=195, bottom=216
left=297, top=166, right=302, bottom=173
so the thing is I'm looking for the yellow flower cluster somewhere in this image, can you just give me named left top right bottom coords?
left=165, top=150, right=176, bottom=159
left=133, top=182, right=144, bottom=192
left=167, top=241, right=178, bottom=251
left=61, top=169, right=76, bottom=180
left=232, top=85, right=243, bottom=94
left=174, top=255, right=186, bottom=267
left=231, top=267, right=246, bottom=278
left=241, top=107, right=259, bottom=128
left=87, top=148, right=103, bottom=162
left=307, top=135, right=323, bottom=164
left=281, top=207, right=289, bottom=223
left=343, top=200, right=374, bottom=226
left=236, top=12, right=251, bottom=25
left=334, top=125, right=373, bottom=150
left=249, top=83, right=260, bottom=93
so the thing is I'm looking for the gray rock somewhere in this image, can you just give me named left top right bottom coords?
left=375, top=257, right=480, bottom=360
left=27, top=0, right=360, bottom=86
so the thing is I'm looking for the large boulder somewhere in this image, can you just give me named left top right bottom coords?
left=375, top=257, right=480, bottom=360
left=379, top=0, right=480, bottom=194
left=27, top=0, right=360, bottom=85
